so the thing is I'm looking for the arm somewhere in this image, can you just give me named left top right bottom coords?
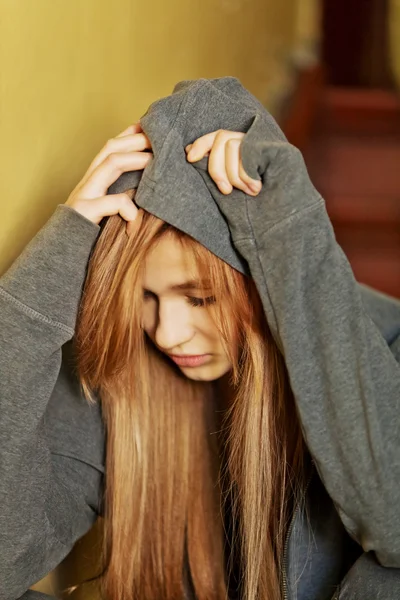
left=18, top=593, right=58, bottom=600
left=0, top=205, right=104, bottom=600
left=358, top=283, right=400, bottom=347
left=200, top=124, right=400, bottom=567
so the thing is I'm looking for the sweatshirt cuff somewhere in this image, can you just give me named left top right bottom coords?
left=0, top=204, right=100, bottom=331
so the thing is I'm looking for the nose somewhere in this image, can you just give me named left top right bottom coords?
left=154, top=301, right=194, bottom=352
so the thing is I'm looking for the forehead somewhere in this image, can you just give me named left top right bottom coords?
left=142, top=235, right=198, bottom=289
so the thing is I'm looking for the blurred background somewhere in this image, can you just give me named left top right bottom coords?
left=0, top=0, right=399, bottom=597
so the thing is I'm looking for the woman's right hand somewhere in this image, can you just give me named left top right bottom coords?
left=65, top=122, right=152, bottom=228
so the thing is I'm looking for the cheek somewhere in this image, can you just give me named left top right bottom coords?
left=201, top=314, right=232, bottom=362
left=141, top=303, right=156, bottom=337
left=200, top=312, right=224, bottom=345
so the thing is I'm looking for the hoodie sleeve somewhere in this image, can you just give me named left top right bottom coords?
left=17, top=592, right=58, bottom=600
left=210, top=129, right=400, bottom=568
left=0, top=205, right=104, bottom=600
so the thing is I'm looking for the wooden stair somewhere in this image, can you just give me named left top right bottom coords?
left=305, top=86, right=400, bottom=298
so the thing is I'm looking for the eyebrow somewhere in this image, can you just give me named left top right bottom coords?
left=169, top=279, right=211, bottom=292
left=144, top=279, right=212, bottom=293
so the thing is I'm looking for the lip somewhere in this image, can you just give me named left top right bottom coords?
left=168, top=354, right=211, bottom=367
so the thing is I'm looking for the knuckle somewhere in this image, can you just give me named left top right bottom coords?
left=122, top=190, right=134, bottom=202
left=104, top=138, right=115, bottom=151
left=230, top=176, right=242, bottom=188
left=105, top=152, right=120, bottom=168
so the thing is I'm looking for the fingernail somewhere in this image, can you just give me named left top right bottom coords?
left=250, top=181, right=261, bottom=192
left=187, top=151, right=200, bottom=162
left=220, top=181, right=232, bottom=194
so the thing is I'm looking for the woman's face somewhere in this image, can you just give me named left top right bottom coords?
left=141, top=236, right=232, bottom=382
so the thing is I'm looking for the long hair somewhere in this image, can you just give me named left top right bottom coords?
left=67, top=195, right=309, bottom=600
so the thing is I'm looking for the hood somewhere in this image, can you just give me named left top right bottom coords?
left=107, top=76, right=287, bottom=275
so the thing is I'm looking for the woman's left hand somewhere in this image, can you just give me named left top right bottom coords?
left=185, top=130, right=262, bottom=196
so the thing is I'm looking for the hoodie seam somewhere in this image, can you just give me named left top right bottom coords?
left=51, top=450, right=105, bottom=474
left=231, top=195, right=324, bottom=244
left=0, top=286, right=75, bottom=335
left=231, top=198, right=325, bottom=346
left=233, top=198, right=282, bottom=342
left=138, top=176, right=157, bottom=191
left=140, top=85, right=192, bottom=182
left=176, top=80, right=217, bottom=133
left=209, top=78, right=266, bottom=121
left=241, top=195, right=325, bottom=241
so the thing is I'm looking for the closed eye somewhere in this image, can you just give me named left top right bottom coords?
left=187, top=296, right=216, bottom=307
left=143, top=290, right=216, bottom=308
left=143, top=290, right=157, bottom=300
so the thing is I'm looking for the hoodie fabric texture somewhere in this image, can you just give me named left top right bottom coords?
left=1, top=76, right=400, bottom=600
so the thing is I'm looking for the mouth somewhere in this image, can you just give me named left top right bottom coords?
left=168, top=354, right=211, bottom=368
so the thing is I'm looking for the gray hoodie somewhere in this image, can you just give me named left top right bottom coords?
left=1, top=77, right=400, bottom=600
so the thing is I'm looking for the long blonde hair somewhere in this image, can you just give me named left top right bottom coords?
left=69, top=199, right=309, bottom=600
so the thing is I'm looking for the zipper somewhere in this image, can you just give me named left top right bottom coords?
left=281, top=459, right=315, bottom=600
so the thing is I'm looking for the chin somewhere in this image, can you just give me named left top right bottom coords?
left=179, top=362, right=231, bottom=382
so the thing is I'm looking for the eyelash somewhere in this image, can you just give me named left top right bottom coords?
left=188, top=295, right=216, bottom=307
left=143, top=291, right=216, bottom=308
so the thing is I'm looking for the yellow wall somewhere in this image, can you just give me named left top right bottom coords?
left=0, top=0, right=318, bottom=596
left=0, top=0, right=306, bottom=275
left=294, top=0, right=321, bottom=63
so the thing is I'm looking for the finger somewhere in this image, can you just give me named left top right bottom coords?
left=73, top=192, right=139, bottom=226
left=238, top=156, right=262, bottom=194
left=83, top=133, right=152, bottom=182
left=116, top=122, right=143, bottom=137
left=126, top=211, right=140, bottom=237
left=207, top=131, right=246, bottom=194
left=225, top=139, right=262, bottom=195
left=185, top=143, right=209, bottom=156
left=185, top=130, right=219, bottom=161
left=185, top=130, right=243, bottom=161
left=80, top=151, right=152, bottom=199
left=99, top=192, right=139, bottom=225
left=225, top=139, right=257, bottom=195
left=124, top=188, right=136, bottom=236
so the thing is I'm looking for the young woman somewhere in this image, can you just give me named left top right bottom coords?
left=1, top=77, right=400, bottom=600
